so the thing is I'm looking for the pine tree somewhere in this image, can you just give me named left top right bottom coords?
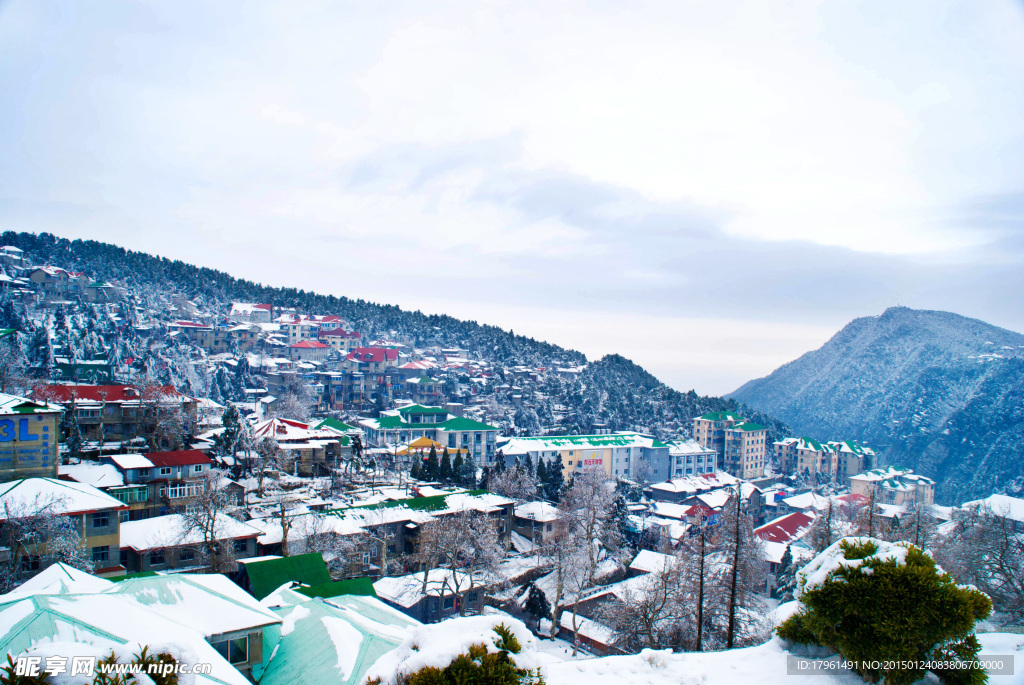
left=410, top=460, right=422, bottom=481
left=439, top=449, right=453, bottom=483
left=452, top=452, right=464, bottom=486
left=609, top=491, right=633, bottom=548
left=523, top=582, right=552, bottom=627
left=494, top=451, right=506, bottom=474
left=524, top=454, right=533, bottom=474
left=543, top=457, right=564, bottom=502
left=425, top=446, right=439, bottom=481
left=478, top=467, right=490, bottom=491
left=536, top=456, right=547, bottom=484
left=775, top=544, right=796, bottom=601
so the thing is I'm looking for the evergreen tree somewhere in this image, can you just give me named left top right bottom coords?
left=452, top=453, right=464, bottom=486
left=28, top=326, right=53, bottom=378
left=410, top=460, right=422, bottom=481
left=425, top=446, right=439, bottom=481
left=524, top=454, right=533, bottom=474
left=439, top=449, right=453, bottom=483
left=608, top=491, right=633, bottom=548
left=775, top=544, right=797, bottom=601
left=494, top=451, right=506, bottom=474
left=543, top=457, right=564, bottom=502
left=523, top=582, right=552, bottom=627
left=478, top=467, right=490, bottom=491
left=536, top=456, right=547, bottom=484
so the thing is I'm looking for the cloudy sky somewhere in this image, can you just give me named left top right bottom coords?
left=2, top=1, right=1023, bottom=395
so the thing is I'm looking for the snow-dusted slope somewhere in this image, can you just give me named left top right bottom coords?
left=730, top=307, right=1024, bottom=504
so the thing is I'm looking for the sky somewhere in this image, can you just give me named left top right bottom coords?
left=1, top=1, right=1024, bottom=395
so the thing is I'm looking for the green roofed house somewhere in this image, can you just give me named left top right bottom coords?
left=254, top=584, right=420, bottom=685
left=773, top=437, right=877, bottom=484
left=237, top=552, right=333, bottom=600
left=359, top=404, right=501, bottom=467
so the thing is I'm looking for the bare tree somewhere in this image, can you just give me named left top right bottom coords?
left=178, top=471, right=238, bottom=574
left=488, top=465, right=539, bottom=502
left=934, top=503, right=1024, bottom=623
left=416, top=510, right=504, bottom=615
left=716, top=485, right=768, bottom=650
left=600, top=551, right=687, bottom=652
left=0, top=494, right=93, bottom=593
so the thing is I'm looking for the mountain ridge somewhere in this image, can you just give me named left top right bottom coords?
left=731, top=306, right=1024, bottom=503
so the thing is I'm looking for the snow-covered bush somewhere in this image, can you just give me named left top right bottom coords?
left=776, top=537, right=991, bottom=685
left=365, top=616, right=544, bottom=685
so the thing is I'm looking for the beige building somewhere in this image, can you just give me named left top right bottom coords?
left=849, top=466, right=935, bottom=506
left=774, top=437, right=876, bottom=484
left=693, top=412, right=767, bottom=479
left=0, top=394, right=63, bottom=481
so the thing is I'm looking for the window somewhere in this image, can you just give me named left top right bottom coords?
left=149, top=551, right=165, bottom=565
left=179, top=549, right=195, bottom=561
left=194, top=464, right=204, bottom=473
left=92, top=512, right=110, bottom=529
left=92, top=546, right=109, bottom=563
left=20, top=555, right=41, bottom=572
left=442, top=596, right=455, bottom=610
left=159, top=467, right=172, bottom=476
left=233, top=539, right=248, bottom=553
left=212, top=637, right=248, bottom=665
left=362, top=552, right=371, bottom=565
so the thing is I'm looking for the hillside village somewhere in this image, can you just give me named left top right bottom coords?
left=0, top=239, right=1022, bottom=684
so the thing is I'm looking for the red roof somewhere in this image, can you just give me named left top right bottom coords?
left=685, top=503, right=716, bottom=519
left=319, top=329, right=360, bottom=338
left=146, top=450, right=213, bottom=467
left=346, top=347, right=398, bottom=363
left=835, top=493, right=869, bottom=506
left=755, top=512, right=815, bottom=544
left=170, top=320, right=207, bottom=328
left=254, top=304, right=272, bottom=311
left=290, top=341, right=329, bottom=349
left=32, top=384, right=186, bottom=404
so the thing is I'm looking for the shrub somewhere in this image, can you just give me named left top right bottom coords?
left=776, top=538, right=991, bottom=685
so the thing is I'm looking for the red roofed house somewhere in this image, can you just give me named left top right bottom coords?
left=289, top=340, right=330, bottom=362
left=31, top=384, right=198, bottom=452
left=27, top=266, right=87, bottom=299
left=754, top=511, right=816, bottom=545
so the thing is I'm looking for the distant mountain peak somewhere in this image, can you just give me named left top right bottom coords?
left=731, top=307, right=1024, bottom=504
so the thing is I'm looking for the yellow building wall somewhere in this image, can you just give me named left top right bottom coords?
left=0, top=412, right=61, bottom=480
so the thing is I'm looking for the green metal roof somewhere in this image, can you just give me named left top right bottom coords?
left=244, top=553, right=332, bottom=600
left=315, top=417, right=357, bottom=432
left=295, top=577, right=377, bottom=599
left=373, top=415, right=406, bottom=429
left=732, top=421, right=766, bottom=432
left=331, top=489, right=493, bottom=514
left=437, top=416, right=498, bottom=431
left=397, top=404, right=448, bottom=414
left=110, top=571, right=159, bottom=582
left=254, top=595, right=419, bottom=685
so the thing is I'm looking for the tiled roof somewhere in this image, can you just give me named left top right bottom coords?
left=145, top=450, right=213, bottom=467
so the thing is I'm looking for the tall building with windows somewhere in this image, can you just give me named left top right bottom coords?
left=693, top=411, right=767, bottom=479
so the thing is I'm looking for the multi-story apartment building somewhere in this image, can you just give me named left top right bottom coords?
left=318, top=328, right=361, bottom=354
left=849, top=466, right=935, bottom=506
left=497, top=431, right=671, bottom=481
left=27, top=266, right=86, bottom=299
left=228, top=302, right=273, bottom=323
left=288, top=340, right=330, bottom=362
left=774, top=437, right=876, bottom=483
left=103, top=449, right=215, bottom=520
left=693, top=412, right=767, bottom=479
left=665, top=438, right=719, bottom=478
left=31, top=384, right=198, bottom=450
left=0, top=393, right=63, bottom=481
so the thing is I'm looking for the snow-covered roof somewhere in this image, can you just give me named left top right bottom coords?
left=514, top=501, right=559, bottom=522
left=665, top=438, right=717, bottom=457
left=628, top=549, right=676, bottom=575
left=119, top=512, right=261, bottom=550
left=0, top=392, right=62, bottom=414
left=961, top=493, right=1024, bottom=523
left=646, top=471, right=739, bottom=495
left=782, top=491, right=830, bottom=512
left=373, top=569, right=473, bottom=607
left=0, top=478, right=127, bottom=516
left=500, top=431, right=662, bottom=453
left=58, top=462, right=125, bottom=488
left=106, top=453, right=156, bottom=470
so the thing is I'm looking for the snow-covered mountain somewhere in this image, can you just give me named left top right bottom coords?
left=730, top=307, right=1024, bottom=504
